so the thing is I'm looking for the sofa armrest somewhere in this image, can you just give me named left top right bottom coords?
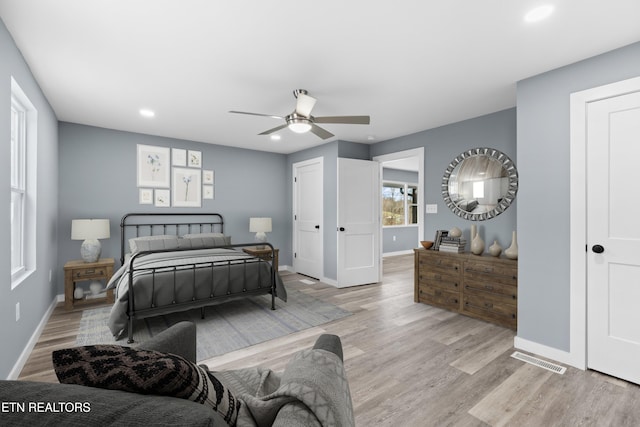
left=312, top=334, right=343, bottom=362
left=138, top=321, right=196, bottom=362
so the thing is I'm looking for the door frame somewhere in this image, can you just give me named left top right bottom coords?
left=569, top=75, right=640, bottom=370
left=292, top=156, right=324, bottom=279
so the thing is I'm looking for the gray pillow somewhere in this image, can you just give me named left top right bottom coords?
left=129, top=235, right=179, bottom=253
left=182, top=233, right=231, bottom=247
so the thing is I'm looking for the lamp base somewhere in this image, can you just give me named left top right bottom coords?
left=254, top=231, right=267, bottom=250
left=80, top=239, right=102, bottom=263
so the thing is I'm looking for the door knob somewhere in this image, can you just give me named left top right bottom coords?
left=315, top=225, right=320, bottom=229
left=338, top=227, right=345, bottom=232
left=592, top=244, right=605, bottom=254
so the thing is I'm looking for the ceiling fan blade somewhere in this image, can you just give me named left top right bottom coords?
left=229, top=110, right=284, bottom=120
left=295, top=93, right=317, bottom=117
left=258, top=124, right=288, bottom=136
left=309, top=124, right=334, bottom=140
left=314, top=115, right=370, bottom=125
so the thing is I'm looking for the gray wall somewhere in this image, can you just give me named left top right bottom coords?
left=370, top=108, right=518, bottom=253
left=57, top=123, right=290, bottom=292
left=0, top=19, right=59, bottom=379
left=516, top=41, right=640, bottom=351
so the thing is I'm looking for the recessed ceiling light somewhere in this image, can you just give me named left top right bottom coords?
left=367, top=135, right=375, bottom=141
left=524, top=5, right=554, bottom=23
left=270, top=134, right=281, bottom=141
left=139, top=109, right=155, bottom=118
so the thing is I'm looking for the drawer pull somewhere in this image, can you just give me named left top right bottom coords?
left=84, top=269, right=95, bottom=274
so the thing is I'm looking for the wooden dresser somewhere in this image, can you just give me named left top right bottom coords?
left=414, top=248, right=518, bottom=329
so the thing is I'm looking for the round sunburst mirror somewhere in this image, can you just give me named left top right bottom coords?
left=442, top=147, right=518, bottom=221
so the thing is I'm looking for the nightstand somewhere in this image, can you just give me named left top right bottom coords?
left=64, top=258, right=115, bottom=310
left=243, top=246, right=279, bottom=271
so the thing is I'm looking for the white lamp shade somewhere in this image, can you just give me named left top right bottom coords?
left=249, top=217, right=272, bottom=233
left=71, top=219, right=111, bottom=240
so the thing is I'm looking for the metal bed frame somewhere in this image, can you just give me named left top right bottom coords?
left=119, top=212, right=277, bottom=343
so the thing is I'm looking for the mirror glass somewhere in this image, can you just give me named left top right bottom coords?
left=442, top=147, right=518, bottom=221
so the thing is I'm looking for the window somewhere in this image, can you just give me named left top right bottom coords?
left=10, top=77, right=37, bottom=288
left=382, top=181, right=418, bottom=226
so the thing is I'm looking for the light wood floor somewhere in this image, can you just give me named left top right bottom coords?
left=19, top=254, right=640, bottom=426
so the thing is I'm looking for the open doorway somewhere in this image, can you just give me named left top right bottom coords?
left=373, top=148, right=424, bottom=258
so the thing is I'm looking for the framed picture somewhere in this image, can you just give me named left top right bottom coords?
left=173, top=167, right=201, bottom=207
left=203, top=185, right=214, bottom=200
left=188, top=150, right=202, bottom=168
left=172, top=148, right=187, bottom=167
left=154, top=189, right=170, bottom=207
left=139, top=188, right=153, bottom=204
left=203, top=169, right=214, bottom=185
left=137, top=144, right=170, bottom=188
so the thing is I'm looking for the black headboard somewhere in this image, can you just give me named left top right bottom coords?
left=120, top=212, right=224, bottom=265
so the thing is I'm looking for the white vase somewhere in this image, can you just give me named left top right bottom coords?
left=489, top=240, right=502, bottom=257
left=89, top=281, right=103, bottom=295
left=449, top=226, right=462, bottom=238
left=471, top=228, right=484, bottom=255
left=74, top=287, right=85, bottom=300
left=505, top=231, right=518, bottom=260
left=470, top=224, right=477, bottom=241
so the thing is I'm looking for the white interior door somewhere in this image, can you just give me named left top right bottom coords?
left=293, top=158, right=323, bottom=279
left=587, top=90, right=640, bottom=384
left=337, top=158, right=380, bottom=287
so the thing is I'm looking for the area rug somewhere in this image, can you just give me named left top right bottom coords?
left=75, top=288, right=350, bottom=361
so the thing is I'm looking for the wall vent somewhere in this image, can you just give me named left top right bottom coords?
left=511, top=351, right=566, bottom=374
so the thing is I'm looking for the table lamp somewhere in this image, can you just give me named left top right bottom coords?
left=71, top=219, right=110, bottom=262
left=249, top=217, right=272, bottom=249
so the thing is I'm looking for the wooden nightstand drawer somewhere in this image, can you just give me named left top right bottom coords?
left=73, top=268, right=107, bottom=280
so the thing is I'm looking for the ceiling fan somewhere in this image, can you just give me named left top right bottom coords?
left=229, top=89, right=370, bottom=140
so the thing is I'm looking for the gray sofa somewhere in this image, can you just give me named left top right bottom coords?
left=0, top=322, right=351, bottom=426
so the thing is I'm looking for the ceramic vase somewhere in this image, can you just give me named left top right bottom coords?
left=505, top=231, right=518, bottom=260
left=449, top=226, right=462, bottom=238
left=74, top=288, right=85, bottom=300
left=489, top=240, right=502, bottom=257
left=89, top=281, right=103, bottom=295
left=471, top=226, right=484, bottom=255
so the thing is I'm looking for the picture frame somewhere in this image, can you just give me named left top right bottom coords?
left=188, top=150, right=202, bottom=168
left=172, top=148, right=187, bottom=167
left=154, top=189, right=170, bottom=207
left=173, top=167, right=201, bottom=207
left=139, top=188, right=153, bottom=204
left=203, top=169, right=214, bottom=185
left=137, top=144, right=170, bottom=188
left=203, top=185, right=214, bottom=200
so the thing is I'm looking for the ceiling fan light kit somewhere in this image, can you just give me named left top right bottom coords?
left=229, top=89, right=370, bottom=140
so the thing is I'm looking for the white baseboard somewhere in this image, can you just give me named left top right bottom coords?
left=8, top=296, right=59, bottom=380
left=383, top=250, right=414, bottom=257
left=514, top=336, right=585, bottom=370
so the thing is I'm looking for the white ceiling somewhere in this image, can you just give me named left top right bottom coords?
left=1, top=1, right=639, bottom=154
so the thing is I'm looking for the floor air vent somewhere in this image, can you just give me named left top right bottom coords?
left=511, top=351, right=566, bottom=374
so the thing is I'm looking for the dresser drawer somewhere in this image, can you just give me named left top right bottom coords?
left=463, top=260, right=517, bottom=285
left=418, top=254, right=462, bottom=276
left=464, top=279, right=517, bottom=302
left=462, top=294, right=517, bottom=328
left=418, top=284, right=460, bottom=311
left=418, top=271, right=461, bottom=292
